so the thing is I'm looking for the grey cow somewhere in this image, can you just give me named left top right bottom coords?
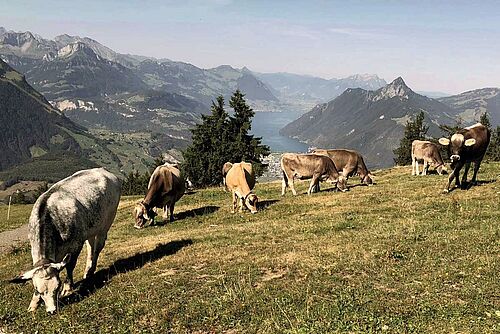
left=11, top=168, right=121, bottom=314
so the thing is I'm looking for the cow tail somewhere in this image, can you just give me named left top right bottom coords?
left=282, top=169, right=289, bottom=187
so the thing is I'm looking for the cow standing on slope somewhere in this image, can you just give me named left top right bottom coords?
left=438, top=123, right=490, bottom=192
left=224, top=162, right=258, bottom=214
left=281, top=153, right=347, bottom=195
left=411, top=140, right=447, bottom=176
left=133, top=163, right=185, bottom=228
left=10, top=168, right=121, bottom=314
left=312, top=148, right=374, bottom=186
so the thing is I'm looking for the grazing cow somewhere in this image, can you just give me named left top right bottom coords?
left=10, top=168, right=120, bottom=314
left=133, top=163, right=185, bottom=228
left=224, top=161, right=258, bottom=214
left=411, top=140, right=447, bottom=176
left=312, top=149, right=374, bottom=185
left=280, top=153, right=347, bottom=195
left=438, top=123, right=491, bottom=192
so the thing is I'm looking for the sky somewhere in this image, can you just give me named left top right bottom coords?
left=1, top=0, right=499, bottom=94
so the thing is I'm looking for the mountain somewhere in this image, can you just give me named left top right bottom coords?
left=281, top=77, right=457, bottom=168
left=254, top=72, right=387, bottom=102
left=0, top=58, right=120, bottom=179
left=135, top=61, right=278, bottom=106
left=437, top=88, right=500, bottom=126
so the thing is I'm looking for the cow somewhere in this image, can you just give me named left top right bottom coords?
left=312, top=149, right=374, bottom=186
left=411, top=140, right=447, bottom=176
left=224, top=161, right=258, bottom=214
left=10, top=168, right=120, bottom=314
left=133, top=163, right=185, bottom=228
left=280, top=153, right=347, bottom=195
left=438, top=123, right=491, bottom=192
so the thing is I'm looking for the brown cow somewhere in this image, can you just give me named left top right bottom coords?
left=224, top=161, right=258, bottom=214
left=312, top=148, right=374, bottom=186
left=133, top=163, right=185, bottom=228
left=280, top=153, right=347, bottom=195
left=438, top=123, right=491, bottom=192
left=411, top=140, right=447, bottom=176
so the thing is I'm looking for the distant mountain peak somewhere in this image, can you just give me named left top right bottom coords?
left=372, top=77, right=413, bottom=101
left=56, top=42, right=98, bottom=59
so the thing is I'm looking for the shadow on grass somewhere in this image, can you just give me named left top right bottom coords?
left=463, top=179, right=497, bottom=190
left=257, top=199, right=279, bottom=210
left=152, top=205, right=220, bottom=226
left=62, top=239, right=193, bottom=306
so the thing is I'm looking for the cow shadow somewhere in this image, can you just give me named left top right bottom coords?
left=463, top=179, right=497, bottom=190
left=62, top=239, right=193, bottom=306
left=257, top=199, right=279, bottom=210
left=152, top=205, right=220, bottom=226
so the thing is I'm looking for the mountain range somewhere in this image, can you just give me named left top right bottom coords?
left=281, top=77, right=475, bottom=168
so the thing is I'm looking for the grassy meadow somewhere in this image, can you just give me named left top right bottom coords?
left=0, top=163, right=499, bottom=333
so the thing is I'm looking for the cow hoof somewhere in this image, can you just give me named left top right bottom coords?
left=134, top=224, right=143, bottom=229
left=60, top=283, right=72, bottom=298
left=442, top=189, right=450, bottom=194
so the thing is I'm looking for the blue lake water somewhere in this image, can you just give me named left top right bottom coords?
left=251, top=111, right=309, bottom=153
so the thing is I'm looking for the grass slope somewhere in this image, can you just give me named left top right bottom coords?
left=0, top=163, right=499, bottom=333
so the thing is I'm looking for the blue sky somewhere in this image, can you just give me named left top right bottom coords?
left=1, top=0, right=499, bottom=93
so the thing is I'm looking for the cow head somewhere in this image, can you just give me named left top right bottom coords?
left=133, top=202, right=155, bottom=229
left=244, top=193, right=259, bottom=214
left=327, top=174, right=348, bottom=192
left=439, top=134, right=476, bottom=165
left=10, top=254, right=70, bottom=314
left=362, top=173, right=374, bottom=185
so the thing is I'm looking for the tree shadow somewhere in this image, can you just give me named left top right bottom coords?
left=257, top=199, right=279, bottom=210
left=61, top=239, right=193, bottom=306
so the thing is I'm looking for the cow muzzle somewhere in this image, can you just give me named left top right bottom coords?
left=450, top=155, right=460, bottom=161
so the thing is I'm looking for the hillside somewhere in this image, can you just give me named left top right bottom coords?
left=0, top=58, right=119, bottom=180
left=438, top=88, right=500, bottom=126
left=281, top=77, right=457, bottom=168
left=0, top=163, right=499, bottom=332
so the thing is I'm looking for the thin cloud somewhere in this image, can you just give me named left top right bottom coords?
left=328, top=27, right=390, bottom=39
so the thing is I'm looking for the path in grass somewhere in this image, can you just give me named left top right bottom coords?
left=0, top=224, right=28, bottom=254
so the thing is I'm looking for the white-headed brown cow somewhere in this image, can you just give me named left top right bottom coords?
left=411, top=140, right=447, bottom=176
left=438, top=123, right=491, bottom=192
left=10, top=168, right=120, bottom=314
left=224, top=161, right=258, bottom=214
left=312, top=149, right=374, bottom=186
left=280, top=153, right=347, bottom=195
left=133, top=163, right=185, bottom=228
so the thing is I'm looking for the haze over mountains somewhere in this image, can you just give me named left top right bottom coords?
left=0, top=26, right=499, bottom=175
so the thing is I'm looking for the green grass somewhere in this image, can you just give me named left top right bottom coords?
left=0, top=163, right=499, bottom=333
left=0, top=203, right=32, bottom=233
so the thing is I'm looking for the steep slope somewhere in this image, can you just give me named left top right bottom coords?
left=281, top=77, right=457, bottom=168
left=0, top=59, right=119, bottom=179
left=255, top=72, right=387, bottom=102
left=438, top=88, right=500, bottom=126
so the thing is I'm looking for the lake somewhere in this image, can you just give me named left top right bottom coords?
left=251, top=111, right=309, bottom=153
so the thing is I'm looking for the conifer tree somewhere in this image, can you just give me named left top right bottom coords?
left=182, top=91, right=270, bottom=187
left=393, top=112, right=429, bottom=165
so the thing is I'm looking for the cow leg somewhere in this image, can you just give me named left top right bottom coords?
left=60, top=250, right=81, bottom=297
left=163, top=205, right=169, bottom=222
left=445, top=162, right=463, bottom=192
left=470, top=159, right=482, bottom=186
left=169, top=203, right=175, bottom=222
left=84, top=234, right=107, bottom=279
left=422, top=161, right=428, bottom=175
left=307, top=175, right=320, bottom=195
left=411, top=158, right=416, bottom=175
left=289, top=176, right=298, bottom=196
left=231, top=192, right=237, bottom=213
left=415, top=160, right=420, bottom=175
left=28, top=292, right=41, bottom=312
left=461, top=162, right=471, bottom=189
left=239, top=197, right=244, bottom=212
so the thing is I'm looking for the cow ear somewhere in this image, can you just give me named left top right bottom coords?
left=465, top=138, right=476, bottom=146
left=10, top=267, right=39, bottom=283
left=438, top=138, right=450, bottom=146
left=50, top=253, right=71, bottom=271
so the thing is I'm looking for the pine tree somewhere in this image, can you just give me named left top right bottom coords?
left=480, top=112, right=500, bottom=161
left=393, top=112, right=429, bottom=165
left=182, top=91, right=270, bottom=187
